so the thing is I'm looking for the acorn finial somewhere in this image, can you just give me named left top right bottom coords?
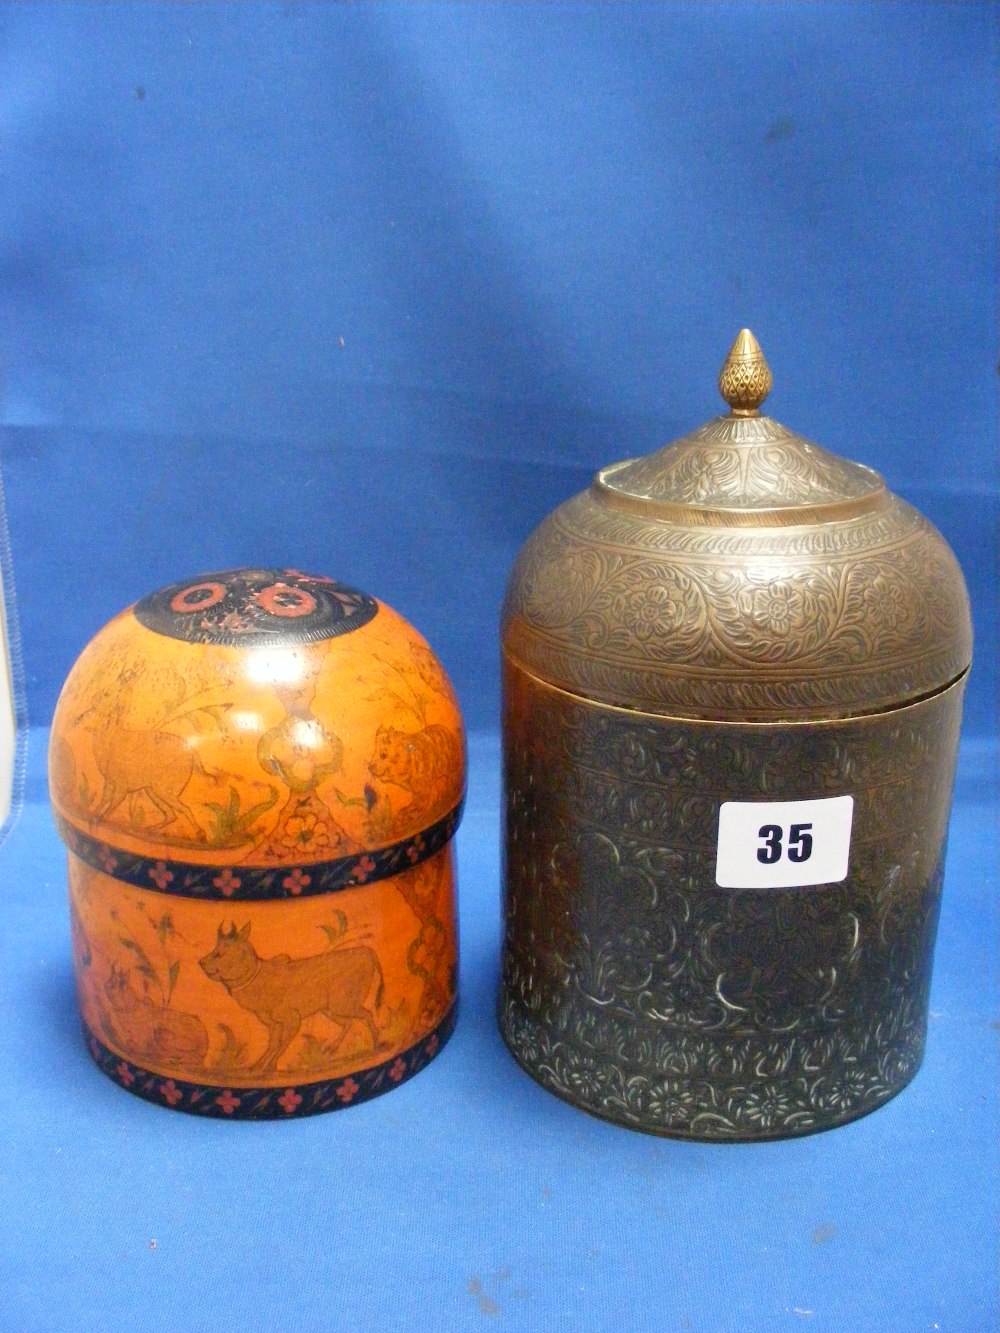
left=718, top=328, right=773, bottom=415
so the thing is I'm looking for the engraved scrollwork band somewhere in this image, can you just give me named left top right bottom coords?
left=503, top=489, right=970, bottom=719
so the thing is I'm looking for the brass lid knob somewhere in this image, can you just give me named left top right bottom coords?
left=718, top=328, right=773, bottom=415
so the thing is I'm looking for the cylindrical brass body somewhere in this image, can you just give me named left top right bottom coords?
left=500, top=657, right=965, bottom=1140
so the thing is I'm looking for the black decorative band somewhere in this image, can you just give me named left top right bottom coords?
left=134, top=568, right=378, bottom=646
left=56, top=798, right=464, bottom=901
left=82, top=1004, right=457, bottom=1119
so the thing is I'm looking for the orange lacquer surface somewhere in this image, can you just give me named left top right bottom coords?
left=50, top=570, right=465, bottom=1115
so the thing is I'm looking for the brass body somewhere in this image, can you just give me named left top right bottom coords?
left=499, top=333, right=972, bottom=1139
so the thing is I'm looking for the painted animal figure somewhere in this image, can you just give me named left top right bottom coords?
left=199, top=923, right=384, bottom=1073
left=91, top=716, right=205, bottom=837
left=369, top=723, right=462, bottom=825
left=103, top=966, right=209, bottom=1067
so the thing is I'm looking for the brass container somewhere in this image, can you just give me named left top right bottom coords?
left=50, top=568, right=465, bottom=1117
left=499, top=332, right=972, bottom=1140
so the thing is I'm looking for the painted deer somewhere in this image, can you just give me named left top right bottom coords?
left=199, top=923, right=384, bottom=1073
left=88, top=695, right=205, bottom=838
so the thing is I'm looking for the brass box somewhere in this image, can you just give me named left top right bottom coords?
left=499, top=333, right=972, bottom=1140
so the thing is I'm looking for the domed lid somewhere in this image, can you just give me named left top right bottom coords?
left=50, top=568, right=465, bottom=899
left=503, top=332, right=972, bottom=721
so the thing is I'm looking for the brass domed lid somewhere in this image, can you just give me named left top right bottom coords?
left=599, top=330, right=885, bottom=527
left=502, top=332, right=972, bottom=721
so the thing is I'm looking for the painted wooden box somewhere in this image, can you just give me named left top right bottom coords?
left=49, top=568, right=465, bottom=1118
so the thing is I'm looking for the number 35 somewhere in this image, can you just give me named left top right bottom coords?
left=757, top=822, right=813, bottom=865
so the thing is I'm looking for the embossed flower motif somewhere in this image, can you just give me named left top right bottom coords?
left=862, top=576, right=908, bottom=631
left=749, top=582, right=806, bottom=637
left=282, top=867, right=312, bottom=896
left=147, top=861, right=174, bottom=891
left=159, top=1079, right=183, bottom=1107
left=405, top=836, right=426, bottom=866
left=278, top=1088, right=303, bottom=1115
left=213, top=868, right=241, bottom=897
left=563, top=1054, right=606, bottom=1104
left=819, top=1066, right=870, bottom=1113
left=614, top=582, right=689, bottom=642
left=116, top=1060, right=136, bottom=1087
left=97, top=846, right=118, bottom=875
left=336, top=1077, right=360, bottom=1104
left=740, top=1083, right=796, bottom=1131
left=646, top=1079, right=694, bottom=1127
left=215, top=1089, right=241, bottom=1115
left=281, top=812, right=332, bottom=855
left=507, top=1014, right=548, bottom=1070
left=388, top=1057, right=407, bottom=1084
left=425, top=1034, right=440, bottom=1058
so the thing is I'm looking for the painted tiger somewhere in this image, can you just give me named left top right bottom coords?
left=369, top=723, right=462, bottom=828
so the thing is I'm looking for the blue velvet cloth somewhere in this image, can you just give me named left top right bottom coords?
left=0, top=4, right=996, bottom=1329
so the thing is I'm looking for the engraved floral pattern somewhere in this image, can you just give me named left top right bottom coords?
left=611, top=577, right=689, bottom=640
left=502, top=478, right=971, bottom=718
left=602, top=415, right=881, bottom=508
left=862, top=574, right=909, bottom=631
left=500, top=662, right=961, bottom=1139
left=748, top=581, right=806, bottom=636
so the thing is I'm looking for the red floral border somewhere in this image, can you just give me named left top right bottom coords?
left=55, top=798, right=463, bottom=901
left=82, top=1003, right=457, bottom=1119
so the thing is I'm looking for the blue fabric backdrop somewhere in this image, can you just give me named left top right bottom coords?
left=0, top=5, right=996, bottom=1331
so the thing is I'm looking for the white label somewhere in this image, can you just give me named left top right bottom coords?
left=715, top=795, right=854, bottom=889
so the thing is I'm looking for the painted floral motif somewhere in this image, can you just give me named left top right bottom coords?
left=159, top=1079, right=183, bottom=1106
left=212, top=868, right=241, bottom=897
left=55, top=799, right=463, bottom=901
left=336, top=1077, right=360, bottom=1105
left=148, top=862, right=174, bottom=891
left=135, top=569, right=378, bottom=646
left=282, top=868, right=311, bottom=895
left=280, top=810, right=332, bottom=856
left=84, top=1006, right=456, bottom=1118
left=351, top=855, right=376, bottom=885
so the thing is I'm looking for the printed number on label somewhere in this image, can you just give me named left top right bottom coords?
left=755, top=822, right=813, bottom=865
left=715, top=796, right=853, bottom=889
